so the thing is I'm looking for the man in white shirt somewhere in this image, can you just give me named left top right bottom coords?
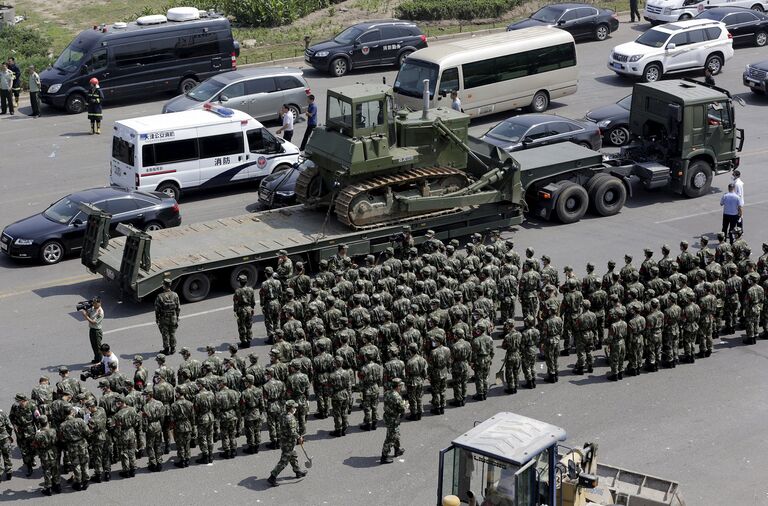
left=450, top=91, right=462, bottom=112
left=99, top=343, right=119, bottom=376
left=276, top=104, right=294, bottom=142
left=732, top=170, right=744, bottom=205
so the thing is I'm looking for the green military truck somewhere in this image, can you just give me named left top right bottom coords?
left=81, top=78, right=742, bottom=302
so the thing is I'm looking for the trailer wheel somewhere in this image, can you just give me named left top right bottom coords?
left=229, top=264, right=258, bottom=291
left=585, top=173, right=610, bottom=203
left=555, top=182, right=588, bottom=224
left=181, top=273, right=211, bottom=302
left=684, top=160, right=713, bottom=198
left=592, top=176, right=626, bottom=216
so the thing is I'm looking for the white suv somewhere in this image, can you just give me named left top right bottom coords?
left=644, top=0, right=768, bottom=25
left=607, top=19, right=733, bottom=82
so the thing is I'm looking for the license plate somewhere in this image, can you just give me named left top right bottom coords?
left=611, top=62, right=624, bottom=70
left=0, top=243, right=7, bottom=252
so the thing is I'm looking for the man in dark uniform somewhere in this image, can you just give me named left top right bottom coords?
left=87, top=78, right=104, bottom=134
left=6, top=57, right=21, bottom=107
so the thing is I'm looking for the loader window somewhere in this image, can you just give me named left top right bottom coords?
left=355, top=100, right=384, bottom=129
left=707, top=102, right=731, bottom=129
left=440, top=446, right=520, bottom=506
left=328, top=96, right=352, bottom=129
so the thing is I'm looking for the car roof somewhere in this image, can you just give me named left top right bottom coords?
left=501, top=113, right=573, bottom=127
left=352, top=19, right=419, bottom=30
left=211, top=67, right=304, bottom=85
left=67, top=187, right=156, bottom=204
left=117, top=108, right=258, bottom=132
left=540, top=3, right=594, bottom=9
left=657, top=18, right=724, bottom=31
left=700, top=6, right=757, bottom=15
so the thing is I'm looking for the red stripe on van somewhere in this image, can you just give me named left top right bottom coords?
left=140, top=169, right=177, bottom=177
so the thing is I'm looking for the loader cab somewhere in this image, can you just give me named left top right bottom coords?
left=437, top=412, right=565, bottom=506
left=325, top=84, right=395, bottom=140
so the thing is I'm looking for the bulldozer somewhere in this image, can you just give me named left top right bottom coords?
left=438, top=412, right=685, bottom=506
left=296, top=80, right=518, bottom=229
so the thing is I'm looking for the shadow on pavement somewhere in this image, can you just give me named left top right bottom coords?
left=342, top=455, right=381, bottom=468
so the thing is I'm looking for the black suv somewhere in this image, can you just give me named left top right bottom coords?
left=305, top=20, right=427, bottom=77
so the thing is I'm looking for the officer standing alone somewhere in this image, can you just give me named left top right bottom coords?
left=155, top=279, right=181, bottom=354
left=233, top=274, right=256, bottom=348
left=87, top=78, right=104, bottom=134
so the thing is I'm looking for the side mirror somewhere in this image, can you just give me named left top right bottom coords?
left=666, top=43, right=676, bottom=50
left=557, top=19, right=566, bottom=25
left=72, top=219, right=83, bottom=227
left=567, top=459, right=578, bottom=480
left=522, top=136, right=533, bottom=145
left=219, top=95, right=229, bottom=102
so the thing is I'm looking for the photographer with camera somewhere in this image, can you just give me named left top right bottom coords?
left=78, top=297, right=104, bottom=364
left=80, top=343, right=118, bottom=382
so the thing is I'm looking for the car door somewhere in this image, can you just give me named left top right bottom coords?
left=685, top=28, right=709, bottom=68
left=275, top=75, right=307, bottom=115
left=81, top=48, right=111, bottom=98
left=244, top=77, right=280, bottom=121
left=664, top=31, right=693, bottom=71
left=573, top=7, right=598, bottom=39
left=726, top=12, right=758, bottom=43
left=379, top=26, right=406, bottom=65
left=216, top=81, right=248, bottom=114
left=354, top=29, right=383, bottom=67
left=64, top=210, right=89, bottom=251
left=246, top=127, right=285, bottom=178
left=557, top=9, right=582, bottom=37
left=546, top=121, right=581, bottom=145
left=521, top=124, right=550, bottom=149
left=102, top=197, right=143, bottom=234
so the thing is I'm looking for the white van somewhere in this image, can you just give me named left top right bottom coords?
left=644, top=0, right=768, bottom=24
left=393, top=27, right=578, bottom=118
left=110, top=104, right=300, bottom=200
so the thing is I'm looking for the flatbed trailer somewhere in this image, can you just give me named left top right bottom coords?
left=81, top=201, right=523, bottom=302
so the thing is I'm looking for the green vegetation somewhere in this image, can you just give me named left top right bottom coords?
left=0, top=25, right=53, bottom=82
left=397, top=0, right=520, bottom=21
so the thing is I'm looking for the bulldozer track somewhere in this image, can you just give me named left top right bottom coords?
left=295, top=164, right=320, bottom=205
left=335, top=166, right=468, bottom=229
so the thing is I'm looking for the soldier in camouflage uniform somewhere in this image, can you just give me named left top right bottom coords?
left=680, top=292, right=701, bottom=363
left=263, top=369, right=285, bottom=449
left=520, top=315, right=540, bottom=389
left=501, top=319, right=522, bottom=393
left=192, top=380, right=215, bottom=464
left=215, top=379, right=241, bottom=458
left=744, top=276, right=764, bottom=344
left=141, top=388, right=166, bottom=471
left=267, top=400, right=307, bottom=487
left=560, top=278, right=583, bottom=355
left=359, top=351, right=383, bottom=431
left=404, top=342, right=429, bottom=417
left=329, top=357, right=350, bottom=437
left=151, top=373, right=175, bottom=455
left=286, top=361, right=310, bottom=434
left=133, top=355, right=149, bottom=391
left=644, top=298, right=664, bottom=371
left=540, top=305, right=563, bottom=383
left=233, top=274, right=256, bottom=348
left=170, top=387, right=195, bottom=467
left=697, top=283, right=717, bottom=357
left=312, top=340, right=334, bottom=419
left=606, top=308, right=627, bottom=381
left=9, top=393, right=36, bottom=476
left=32, top=415, right=59, bottom=495
left=154, top=278, right=181, bottom=354
left=519, top=260, right=541, bottom=325
left=662, top=292, right=681, bottom=368
left=112, top=397, right=140, bottom=478
left=625, top=305, right=646, bottom=376
left=380, top=379, right=407, bottom=464
left=59, top=407, right=89, bottom=490
left=574, top=300, right=597, bottom=374
left=724, top=265, right=743, bottom=334
left=260, top=268, right=283, bottom=343
left=0, top=407, right=12, bottom=480
left=31, top=376, right=53, bottom=417
left=429, top=333, right=451, bottom=412
left=241, top=374, right=264, bottom=453
left=84, top=399, right=109, bottom=482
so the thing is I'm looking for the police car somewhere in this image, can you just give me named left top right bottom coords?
left=110, top=104, right=300, bottom=200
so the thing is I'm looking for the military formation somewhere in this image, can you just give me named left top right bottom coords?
left=3, top=227, right=767, bottom=495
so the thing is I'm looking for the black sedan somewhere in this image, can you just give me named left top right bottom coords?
left=696, top=7, right=768, bottom=47
left=584, top=94, right=632, bottom=146
left=480, top=114, right=602, bottom=153
left=1, top=187, right=181, bottom=265
left=507, top=3, right=620, bottom=41
left=258, top=162, right=309, bottom=208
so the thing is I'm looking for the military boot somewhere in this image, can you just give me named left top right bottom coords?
left=164, top=443, right=170, bottom=454
left=371, top=421, right=377, bottom=431
left=587, top=365, right=594, bottom=373
left=4, top=470, right=11, bottom=480
left=295, top=469, right=307, bottom=478
left=52, top=483, right=61, bottom=494
left=330, top=429, right=341, bottom=437
left=91, top=473, right=102, bottom=483
left=531, top=377, right=536, bottom=388
left=573, top=366, right=584, bottom=375
left=42, top=488, right=52, bottom=496
left=341, top=427, right=347, bottom=436
left=81, top=480, right=89, bottom=490
left=25, top=464, right=33, bottom=477
left=174, top=460, right=185, bottom=468
left=380, top=453, right=394, bottom=464
left=617, top=371, right=623, bottom=380
left=267, top=475, right=279, bottom=487
left=394, top=447, right=405, bottom=457
left=72, top=482, right=82, bottom=491
left=104, top=471, right=111, bottom=481
left=359, top=422, right=371, bottom=431
left=196, top=454, right=208, bottom=464
left=526, top=379, right=534, bottom=389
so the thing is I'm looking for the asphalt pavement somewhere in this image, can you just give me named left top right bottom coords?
left=1, top=21, right=768, bottom=505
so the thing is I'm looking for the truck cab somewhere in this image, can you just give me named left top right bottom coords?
left=624, top=78, right=744, bottom=197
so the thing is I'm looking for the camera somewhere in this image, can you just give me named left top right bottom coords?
left=80, top=364, right=102, bottom=382
left=76, top=299, right=94, bottom=312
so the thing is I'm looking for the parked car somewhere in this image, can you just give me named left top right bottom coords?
left=696, top=7, right=768, bottom=46
left=644, top=0, right=768, bottom=25
left=584, top=94, right=632, bottom=146
left=507, top=3, right=620, bottom=41
left=608, top=19, right=733, bottom=82
left=162, top=67, right=310, bottom=121
left=1, top=187, right=181, bottom=265
left=479, top=113, right=602, bottom=153
left=257, top=161, right=310, bottom=207
left=304, top=19, right=427, bottom=77
left=743, top=59, right=768, bottom=93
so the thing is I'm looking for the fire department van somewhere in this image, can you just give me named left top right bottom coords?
left=110, top=104, right=300, bottom=200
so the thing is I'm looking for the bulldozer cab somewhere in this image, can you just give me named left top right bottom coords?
left=325, top=84, right=395, bottom=141
left=437, top=412, right=565, bottom=506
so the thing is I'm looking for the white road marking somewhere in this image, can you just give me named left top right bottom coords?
left=104, top=305, right=231, bottom=334
left=654, top=199, right=768, bottom=224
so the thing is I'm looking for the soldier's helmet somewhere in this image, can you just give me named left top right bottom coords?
left=668, top=292, right=678, bottom=302
left=244, top=374, right=255, bottom=384
left=453, top=328, right=466, bottom=339
left=541, top=254, right=550, bottom=263
left=586, top=262, right=595, bottom=271
left=582, top=299, right=591, bottom=309
left=265, top=266, right=274, bottom=275
left=650, top=298, right=660, bottom=308
left=37, top=415, right=48, bottom=425
left=163, top=278, right=172, bottom=288
left=156, top=353, right=166, bottom=363
left=680, top=240, right=689, bottom=249
left=285, top=400, right=297, bottom=409
left=430, top=298, right=440, bottom=306
left=733, top=227, right=743, bottom=237
left=408, top=342, right=420, bottom=353
left=432, top=333, right=445, bottom=343
left=661, top=244, right=670, bottom=254
left=624, top=254, right=632, bottom=262
left=283, top=306, right=294, bottom=316
left=567, top=278, right=578, bottom=289
left=58, top=366, right=69, bottom=374
left=237, top=274, right=248, bottom=284
left=525, top=247, right=534, bottom=256
left=333, top=356, right=344, bottom=367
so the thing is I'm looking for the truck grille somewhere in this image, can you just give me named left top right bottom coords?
left=748, top=67, right=767, bottom=80
left=612, top=53, right=629, bottom=62
left=1, top=233, right=11, bottom=246
left=646, top=5, right=662, bottom=14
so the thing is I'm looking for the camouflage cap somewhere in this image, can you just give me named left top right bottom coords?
left=607, top=259, right=616, bottom=267
left=37, top=415, right=48, bottom=425
left=285, top=399, right=298, bottom=409
left=541, top=254, right=550, bottom=262
left=269, top=348, right=280, bottom=356
left=228, top=343, right=238, bottom=352
left=113, top=395, right=125, bottom=404
left=425, top=229, right=435, bottom=236
left=98, top=379, right=110, bottom=387
left=264, top=266, right=274, bottom=274
left=133, top=355, right=144, bottom=363
left=244, top=374, right=255, bottom=384
left=156, top=353, right=166, bottom=362
left=247, top=352, right=259, bottom=360
left=644, top=248, right=653, bottom=254
left=277, top=249, right=288, bottom=256
left=586, top=261, right=595, bottom=269
left=14, top=393, right=27, bottom=401
left=180, top=347, right=190, bottom=355
left=237, top=274, right=248, bottom=283
left=84, top=400, right=96, bottom=408
left=206, top=344, right=216, bottom=352
left=58, top=365, right=69, bottom=373
left=222, top=357, right=233, bottom=365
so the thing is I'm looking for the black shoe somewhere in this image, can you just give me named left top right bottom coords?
left=618, top=372, right=623, bottom=380
left=104, top=471, right=111, bottom=481
left=190, top=441, right=196, bottom=449
left=573, top=367, right=584, bottom=375
left=546, top=374, right=555, bottom=383
left=73, top=482, right=82, bottom=491
left=164, top=443, right=170, bottom=455
left=4, top=471, right=11, bottom=481
left=119, top=470, right=129, bottom=478
left=430, top=408, right=440, bottom=415
left=270, top=441, right=279, bottom=449
left=560, top=349, right=570, bottom=357
left=169, top=348, right=176, bottom=354
left=371, top=421, right=377, bottom=431
left=314, top=412, right=325, bottom=419
left=238, top=342, right=249, bottom=349
left=341, top=428, right=347, bottom=436
left=531, top=378, right=536, bottom=388
left=243, top=446, right=254, bottom=454
left=295, top=469, right=308, bottom=478
left=704, top=350, right=712, bottom=357
left=394, top=448, right=405, bottom=457
left=91, top=474, right=102, bottom=483
left=380, top=454, right=394, bottom=464
left=81, top=481, right=89, bottom=490
left=504, top=387, right=514, bottom=394
left=417, top=412, right=423, bottom=419
left=448, top=400, right=461, bottom=407
left=129, top=468, right=136, bottom=477
left=526, top=379, right=534, bottom=389
left=174, top=461, right=185, bottom=468
left=230, top=449, right=237, bottom=458
left=267, top=475, right=279, bottom=487
left=330, top=429, right=340, bottom=437
left=184, top=460, right=190, bottom=468
left=439, top=407, right=445, bottom=414
left=42, top=488, right=52, bottom=496
left=587, top=365, right=593, bottom=373
left=25, top=464, right=33, bottom=477
left=554, top=374, right=558, bottom=383
left=359, top=423, right=371, bottom=431
left=220, top=451, right=230, bottom=459
left=52, top=483, right=61, bottom=494
left=196, top=455, right=208, bottom=464
left=406, top=413, right=418, bottom=420
left=472, top=393, right=482, bottom=401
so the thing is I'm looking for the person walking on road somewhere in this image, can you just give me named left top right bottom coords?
left=0, top=62, right=15, bottom=115
left=629, top=0, right=641, bottom=22
left=732, top=170, right=744, bottom=229
left=299, top=94, right=317, bottom=151
left=720, top=183, right=742, bottom=242
left=276, top=104, right=294, bottom=143
left=267, top=400, right=307, bottom=486
left=87, top=78, right=104, bottom=134
left=27, top=65, right=41, bottom=118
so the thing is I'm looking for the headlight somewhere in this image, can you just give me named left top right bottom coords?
left=597, top=119, right=612, bottom=127
left=14, top=238, right=34, bottom=246
left=276, top=191, right=293, bottom=197
left=662, top=7, right=671, bottom=14
left=47, top=83, right=61, bottom=93
left=315, top=51, right=329, bottom=57
left=629, top=55, right=643, bottom=62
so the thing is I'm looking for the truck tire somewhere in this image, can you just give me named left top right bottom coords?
left=178, top=77, right=198, bottom=94
left=642, top=63, right=662, bottom=83
left=555, top=182, right=588, bottom=224
left=229, top=264, right=258, bottom=290
left=181, top=273, right=211, bottom=302
left=156, top=182, right=181, bottom=201
left=705, top=54, right=723, bottom=75
left=65, top=93, right=87, bottom=114
left=585, top=173, right=611, bottom=201
left=591, top=176, right=626, bottom=216
left=683, top=160, right=713, bottom=198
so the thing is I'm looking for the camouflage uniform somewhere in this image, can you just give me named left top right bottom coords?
left=260, top=270, right=283, bottom=341
left=263, top=375, right=285, bottom=447
left=32, top=418, right=59, bottom=494
left=607, top=312, right=627, bottom=380
left=329, top=359, right=350, bottom=436
left=60, top=413, right=89, bottom=487
left=169, top=392, right=195, bottom=467
left=381, top=382, right=407, bottom=464
left=9, top=395, right=36, bottom=472
left=85, top=403, right=109, bottom=480
left=540, top=310, right=563, bottom=382
left=644, top=301, right=664, bottom=370
left=241, top=377, right=264, bottom=453
left=286, top=365, right=310, bottom=434
left=359, top=356, right=383, bottom=430
left=404, top=344, right=429, bottom=417
left=0, top=409, right=13, bottom=476
left=215, top=384, right=241, bottom=457
left=626, top=309, right=646, bottom=375
left=268, top=402, right=306, bottom=485
left=142, top=392, right=166, bottom=470
left=311, top=344, right=334, bottom=418
left=154, top=285, right=181, bottom=353
left=519, top=264, right=541, bottom=325
left=744, top=278, right=765, bottom=344
left=724, top=269, right=743, bottom=333
left=662, top=295, right=682, bottom=367
left=681, top=297, right=701, bottom=363
left=192, top=382, right=216, bottom=464
left=501, top=323, right=522, bottom=392
left=698, top=286, right=717, bottom=356
left=429, top=338, right=451, bottom=412
left=112, top=402, right=140, bottom=476
left=574, top=302, right=597, bottom=373
left=520, top=317, right=540, bottom=388
left=233, top=279, right=256, bottom=346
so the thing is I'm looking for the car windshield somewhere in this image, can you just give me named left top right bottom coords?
left=617, top=95, right=632, bottom=110
left=186, top=78, right=227, bottom=102
left=486, top=121, right=531, bottom=143
left=334, top=26, right=364, bottom=44
left=43, top=196, right=82, bottom=224
left=394, top=59, right=438, bottom=98
left=53, top=44, right=88, bottom=72
left=635, top=29, right=670, bottom=48
left=531, top=6, right=564, bottom=22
